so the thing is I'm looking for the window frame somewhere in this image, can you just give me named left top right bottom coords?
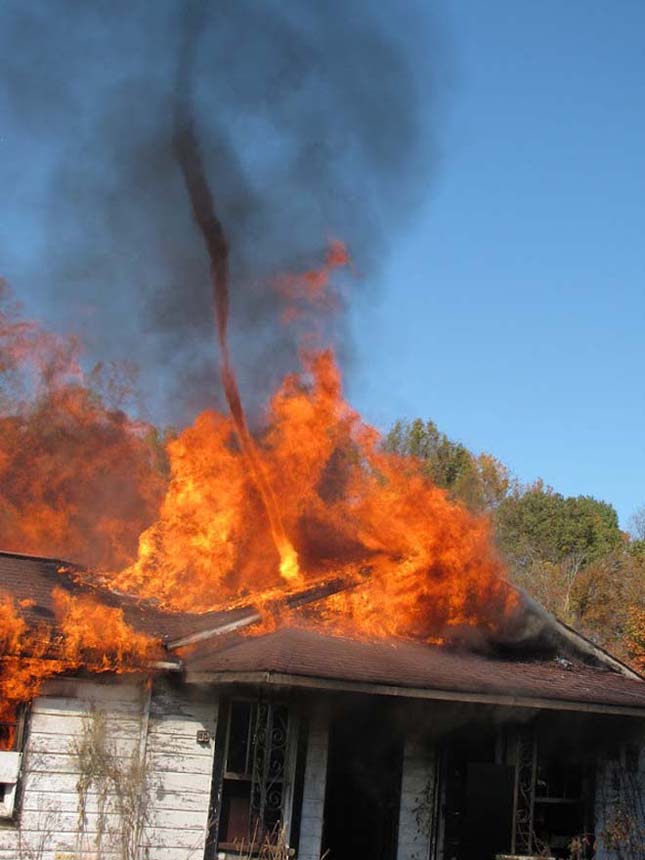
left=0, top=705, right=27, bottom=821
left=213, top=696, right=300, bottom=853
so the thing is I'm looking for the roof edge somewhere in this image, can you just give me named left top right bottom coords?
left=183, top=669, right=645, bottom=717
left=0, top=548, right=79, bottom=567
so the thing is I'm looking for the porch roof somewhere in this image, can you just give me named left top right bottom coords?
left=183, top=626, right=645, bottom=716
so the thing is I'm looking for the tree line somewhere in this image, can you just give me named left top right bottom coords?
left=385, top=418, right=645, bottom=671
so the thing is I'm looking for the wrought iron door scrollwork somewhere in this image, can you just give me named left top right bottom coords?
left=250, top=702, right=290, bottom=839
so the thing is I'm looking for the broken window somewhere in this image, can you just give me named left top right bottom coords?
left=217, top=699, right=292, bottom=849
left=0, top=706, right=26, bottom=819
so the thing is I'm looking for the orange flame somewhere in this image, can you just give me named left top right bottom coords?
left=0, top=589, right=158, bottom=750
left=0, top=285, right=167, bottom=569
left=1, top=242, right=517, bottom=727
left=115, top=345, right=515, bottom=638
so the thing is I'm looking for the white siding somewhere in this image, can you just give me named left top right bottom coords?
left=397, top=736, right=436, bottom=860
left=141, top=677, right=218, bottom=860
left=0, top=675, right=218, bottom=860
left=297, top=706, right=329, bottom=860
left=0, top=677, right=146, bottom=860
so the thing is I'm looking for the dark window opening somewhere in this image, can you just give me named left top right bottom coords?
left=0, top=719, right=18, bottom=752
left=0, top=705, right=26, bottom=819
left=533, top=753, right=594, bottom=859
left=218, top=700, right=291, bottom=850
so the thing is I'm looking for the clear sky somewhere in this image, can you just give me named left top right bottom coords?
left=1, top=2, right=643, bottom=528
left=348, top=2, right=645, bottom=528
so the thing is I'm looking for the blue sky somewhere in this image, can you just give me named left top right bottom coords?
left=348, top=2, right=645, bottom=527
left=1, top=2, right=643, bottom=528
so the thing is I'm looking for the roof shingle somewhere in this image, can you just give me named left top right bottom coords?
left=184, top=626, right=645, bottom=712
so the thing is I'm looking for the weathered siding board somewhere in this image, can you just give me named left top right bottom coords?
left=26, top=731, right=137, bottom=757
left=298, top=706, right=330, bottom=860
left=397, top=735, right=437, bottom=860
left=22, top=787, right=209, bottom=815
left=138, top=677, right=218, bottom=859
left=26, top=713, right=143, bottom=741
left=0, top=676, right=146, bottom=859
left=0, top=675, right=219, bottom=860
left=148, top=750, right=214, bottom=775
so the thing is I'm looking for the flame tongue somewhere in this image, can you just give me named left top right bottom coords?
left=220, top=360, right=301, bottom=585
left=174, top=85, right=300, bottom=585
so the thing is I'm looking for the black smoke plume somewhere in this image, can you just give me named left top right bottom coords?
left=0, top=0, right=438, bottom=423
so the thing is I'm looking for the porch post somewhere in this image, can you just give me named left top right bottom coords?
left=397, top=735, right=438, bottom=860
left=298, top=703, right=330, bottom=860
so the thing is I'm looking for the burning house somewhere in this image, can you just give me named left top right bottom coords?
left=0, top=549, right=644, bottom=860
left=1, top=6, right=644, bottom=860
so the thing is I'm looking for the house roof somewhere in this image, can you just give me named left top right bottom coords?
left=184, top=626, right=645, bottom=715
left=0, top=550, right=241, bottom=643
left=1, top=549, right=644, bottom=715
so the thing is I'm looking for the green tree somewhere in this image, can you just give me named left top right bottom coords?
left=495, top=483, right=623, bottom=567
left=383, top=418, right=510, bottom=512
left=495, top=483, right=625, bottom=623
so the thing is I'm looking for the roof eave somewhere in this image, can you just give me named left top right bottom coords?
left=183, top=668, right=645, bottom=718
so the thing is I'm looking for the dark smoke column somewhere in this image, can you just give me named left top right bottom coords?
left=173, top=4, right=300, bottom=584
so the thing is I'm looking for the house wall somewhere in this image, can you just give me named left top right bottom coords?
left=0, top=674, right=218, bottom=860
left=3, top=677, right=642, bottom=860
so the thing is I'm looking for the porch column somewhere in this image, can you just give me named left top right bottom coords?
left=397, top=735, right=438, bottom=860
left=298, top=705, right=330, bottom=860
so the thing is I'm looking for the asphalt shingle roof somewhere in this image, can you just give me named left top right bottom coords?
left=184, top=626, right=645, bottom=711
left=0, top=550, right=241, bottom=642
left=2, top=550, right=644, bottom=712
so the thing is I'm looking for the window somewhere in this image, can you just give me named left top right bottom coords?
left=533, top=750, right=593, bottom=859
left=218, top=700, right=292, bottom=849
left=0, top=707, right=26, bottom=819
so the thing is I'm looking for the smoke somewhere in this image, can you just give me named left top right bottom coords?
left=0, top=0, right=438, bottom=423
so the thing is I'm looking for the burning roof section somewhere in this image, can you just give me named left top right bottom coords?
left=1, top=550, right=643, bottom=721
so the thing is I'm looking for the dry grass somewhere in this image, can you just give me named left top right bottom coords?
left=233, top=823, right=296, bottom=859
left=73, top=708, right=152, bottom=860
